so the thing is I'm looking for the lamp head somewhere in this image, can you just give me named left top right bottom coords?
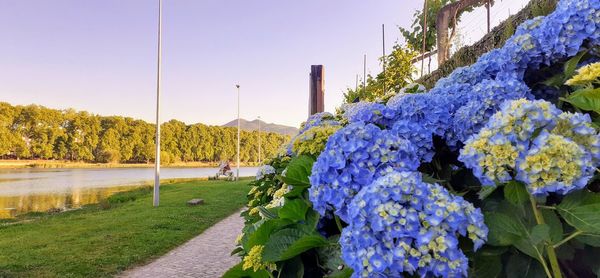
left=235, top=84, right=240, bottom=89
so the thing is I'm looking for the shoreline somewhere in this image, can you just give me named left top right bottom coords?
left=0, top=177, right=252, bottom=220
left=0, top=160, right=259, bottom=169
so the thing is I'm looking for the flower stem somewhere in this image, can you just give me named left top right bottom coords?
left=529, top=194, right=563, bottom=278
left=334, top=215, right=344, bottom=233
left=537, top=205, right=556, bottom=210
left=534, top=247, right=554, bottom=278
left=553, top=230, right=583, bottom=249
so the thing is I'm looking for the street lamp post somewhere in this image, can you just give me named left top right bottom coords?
left=257, top=116, right=261, bottom=164
left=236, top=84, right=241, bottom=181
left=153, top=0, right=163, bottom=207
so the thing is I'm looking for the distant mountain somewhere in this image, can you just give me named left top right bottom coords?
left=222, top=119, right=298, bottom=137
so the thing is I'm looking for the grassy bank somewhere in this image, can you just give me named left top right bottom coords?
left=0, top=160, right=260, bottom=169
left=0, top=179, right=250, bottom=278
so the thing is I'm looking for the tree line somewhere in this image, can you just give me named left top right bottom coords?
left=0, top=102, right=289, bottom=164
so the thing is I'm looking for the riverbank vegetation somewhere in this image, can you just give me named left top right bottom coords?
left=0, top=159, right=260, bottom=169
left=0, top=179, right=249, bottom=277
left=0, top=102, right=288, bottom=164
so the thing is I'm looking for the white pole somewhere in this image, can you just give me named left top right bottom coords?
left=236, top=85, right=240, bottom=181
left=153, top=0, right=162, bottom=207
left=363, top=54, right=366, bottom=93
left=258, top=116, right=261, bottom=164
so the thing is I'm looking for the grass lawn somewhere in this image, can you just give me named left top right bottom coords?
left=0, top=179, right=250, bottom=278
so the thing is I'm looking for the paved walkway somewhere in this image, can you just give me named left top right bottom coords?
left=122, top=211, right=244, bottom=278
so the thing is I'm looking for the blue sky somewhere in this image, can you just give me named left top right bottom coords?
left=0, top=0, right=527, bottom=127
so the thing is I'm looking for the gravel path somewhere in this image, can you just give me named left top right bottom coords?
left=121, top=210, right=244, bottom=278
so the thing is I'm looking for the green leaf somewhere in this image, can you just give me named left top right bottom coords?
left=297, top=209, right=320, bottom=234
left=479, top=185, right=498, bottom=200
left=231, top=246, right=244, bottom=256
left=485, top=212, right=548, bottom=261
left=278, top=199, right=309, bottom=222
left=563, top=49, right=588, bottom=79
left=577, top=234, right=600, bottom=247
left=529, top=224, right=550, bottom=245
left=476, top=246, right=508, bottom=256
left=563, top=88, right=600, bottom=113
left=244, top=219, right=291, bottom=250
left=469, top=255, right=502, bottom=278
left=324, top=268, right=353, bottom=278
left=505, top=254, right=546, bottom=278
left=279, top=256, right=304, bottom=278
left=283, top=184, right=309, bottom=198
left=222, top=262, right=270, bottom=278
left=504, top=181, right=529, bottom=206
left=557, top=190, right=600, bottom=233
left=422, top=174, right=445, bottom=184
left=318, top=236, right=352, bottom=278
left=593, top=115, right=600, bottom=130
left=541, top=210, right=563, bottom=244
left=485, top=212, right=525, bottom=246
left=257, top=206, right=277, bottom=219
left=513, top=223, right=552, bottom=261
left=263, top=229, right=328, bottom=262
left=541, top=73, right=566, bottom=87
left=281, top=155, right=314, bottom=186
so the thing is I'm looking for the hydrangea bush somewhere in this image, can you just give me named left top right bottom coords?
left=227, top=0, right=600, bottom=277
left=341, top=171, right=488, bottom=277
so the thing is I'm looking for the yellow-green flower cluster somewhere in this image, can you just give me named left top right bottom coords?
left=552, top=112, right=600, bottom=161
left=516, top=132, right=593, bottom=195
left=460, top=129, right=519, bottom=185
left=235, top=233, right=244, bottom=244
left=265, top=184, right=290, bottom=209
left=242, top=245, right=275, bottom=272
left=249, top=207, right=260, bottom=216
left=292, top=125, right=341, bottom=157
left=460, top=99, right=599, bottom=195
left=565, top=62, right=600, bottom=86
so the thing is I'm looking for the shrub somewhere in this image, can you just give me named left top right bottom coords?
left=231, top=0, right=600, bottom=277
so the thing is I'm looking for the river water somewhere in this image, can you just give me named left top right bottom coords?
left=0, top=167, right=258, bottom=218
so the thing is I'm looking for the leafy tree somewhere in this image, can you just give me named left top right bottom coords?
left=66, top=112, right=100, bottom=161
left=344, top=45, right=417, bottom=103
left=0, top=102, right=289, bottom=163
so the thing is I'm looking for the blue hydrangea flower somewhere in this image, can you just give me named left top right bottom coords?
left=390, top=119, right=435, bottom=163
left=309, top=122, right=419, bottom=222
left=386, top=92, right=452, bottom=137
left=255, top=165, right=276, bottom=180
left=484, top=99, right=561, bottom=148
left=341, top=171, right=488, bottom=278
left=341, top=102, right=395, bottom=127
left=447, top=77, right=532, bottom=147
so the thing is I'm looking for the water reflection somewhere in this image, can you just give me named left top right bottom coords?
left=0, top=167, right=258, bottom=219
left=0, top=185, right=142, bottom=218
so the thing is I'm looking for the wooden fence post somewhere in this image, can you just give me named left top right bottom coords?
left=436, top=0, right=488, bottom=64
left=309, top=65, right=325, bottom=116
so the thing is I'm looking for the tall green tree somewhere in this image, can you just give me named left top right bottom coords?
left=0, top=102, right=289, bottom=164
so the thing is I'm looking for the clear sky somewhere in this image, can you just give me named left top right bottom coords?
left=0, top=0, right=527, bottom=128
